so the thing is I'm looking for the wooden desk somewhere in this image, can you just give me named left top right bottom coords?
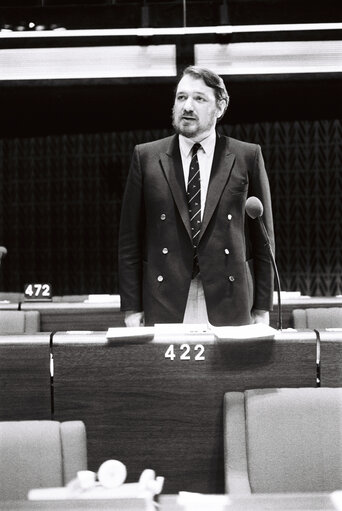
left=20, top=302, right=124, bottom=331
left=52, top=330, right=317, bottom=494
left=318, top=329, right=342, bottom=387
left=0, top=334, right=51, bottom=420
left=16, top=295, right=342, bottom=331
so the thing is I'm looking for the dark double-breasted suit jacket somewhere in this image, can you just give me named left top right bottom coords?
left=119, top=132, right=274, bottom=326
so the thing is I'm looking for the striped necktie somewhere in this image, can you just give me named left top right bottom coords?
left=187, top=142, right=202, bottom=278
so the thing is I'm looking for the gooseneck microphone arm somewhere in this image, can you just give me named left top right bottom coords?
left=245, top=197, right=282, bottom=330
left=256, top=216, right=282, bottom=330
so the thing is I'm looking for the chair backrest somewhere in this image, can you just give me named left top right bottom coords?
left=0, top=420, right=87, bottom=500
left=292, top=307, right=342, bottom=329
left=0, top=310, right=40, bottom=333
left=224, top=388, right=342, bottom=494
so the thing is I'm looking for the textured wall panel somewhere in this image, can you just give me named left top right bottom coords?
left=0, top=119, right=341, bottom=296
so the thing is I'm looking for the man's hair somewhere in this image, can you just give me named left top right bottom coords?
left=179, top=66, right=229, bottom=120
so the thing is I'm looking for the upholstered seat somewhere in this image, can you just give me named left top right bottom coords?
left=224, top=387, right=342, bottom=494
left=0, top=310, right=40, bottom=333
left=0, top=420, right=87, bottom=500
left=292, top=307, right=342, bottom=329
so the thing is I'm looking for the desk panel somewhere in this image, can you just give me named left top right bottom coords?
left=0, top=334, right=51, bottom=420
left=21, top=302, right=124, bottom=331
left=318, top=330, right=342, bottom=387
left=53, top=331, right=317, bottom=494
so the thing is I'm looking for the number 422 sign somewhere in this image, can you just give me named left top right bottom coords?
left=24, top=283, right=52, bottom=301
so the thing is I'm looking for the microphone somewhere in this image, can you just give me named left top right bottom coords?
left=245, top=196, right=263, bottom=219
left=245, top=197, right=282, bottom=330
left=0, top=246, right=7, bottom=266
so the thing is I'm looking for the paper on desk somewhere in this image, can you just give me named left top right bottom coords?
left=106, top=327, right=155, bottom=342
left=213, top=323, right=276, bottom=341
left=330, top=491, right=342, bottom=510
left=178, top=492, right=230, bottom=511
left=106, top=323, right=276, bottom=343
left=154, top=323, right=215, bottom=342
left=85, top=294, right=121, bottom=304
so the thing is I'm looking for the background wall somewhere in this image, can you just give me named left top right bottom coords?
left=0, top=78, right=341, bottom=296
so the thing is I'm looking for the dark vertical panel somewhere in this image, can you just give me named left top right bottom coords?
left=0, top=338, right=51, bottom=420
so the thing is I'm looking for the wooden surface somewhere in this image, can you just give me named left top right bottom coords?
left=318, top=329, right=342, bottom=387
left=52, top=330, right=317, bottom=494
left=0, top=334, right=51, bottom=420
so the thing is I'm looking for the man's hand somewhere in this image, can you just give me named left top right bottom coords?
left=124, top=311, right=145, bottom=327
left=251, top=309, right=270, bottom=325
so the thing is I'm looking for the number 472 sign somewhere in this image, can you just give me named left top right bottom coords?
left=24, top=283, right=52, bottom=301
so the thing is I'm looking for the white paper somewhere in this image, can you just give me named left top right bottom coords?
left=330, top=491, right=342, bottom=510
left=213, top=323, right=276, bottom=341
left=106, top=326, right=155, bottom=342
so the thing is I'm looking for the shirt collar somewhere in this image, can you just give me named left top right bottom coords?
left=179, top=129, right=217, bottom=159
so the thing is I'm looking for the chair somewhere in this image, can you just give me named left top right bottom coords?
left=292, top=307, right=342, bottom=329
left=224, top=387, right=342, bottom=494
left=0, top=420, right=87, bottom=500
left=0, top=310, right=40, bottom=333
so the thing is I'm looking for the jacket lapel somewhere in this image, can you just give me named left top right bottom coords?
left=199, top=134, right=236, bottom=243
left=159, top=135, right=192, bottom=240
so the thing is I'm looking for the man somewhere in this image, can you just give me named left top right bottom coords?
left=119, top=66, right=274, bottom=327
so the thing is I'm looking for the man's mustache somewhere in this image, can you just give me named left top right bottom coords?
left=180, top=112, right=198, bottom=120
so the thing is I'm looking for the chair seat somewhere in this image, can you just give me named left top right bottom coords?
left=224, top=387, right=342, bottom=494
left=0, top=310, right=40, bottom=333
left=293, top=307, right=342, bottom=329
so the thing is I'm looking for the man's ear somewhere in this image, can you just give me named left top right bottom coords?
left=216, top=99, right=227, bottom=120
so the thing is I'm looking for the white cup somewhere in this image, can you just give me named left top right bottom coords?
left=97, top=459, right=127, bottom=488
left=77, top=470, right=96, bottom=489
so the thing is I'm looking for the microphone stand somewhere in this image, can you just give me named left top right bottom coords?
left=257, top=218, right=282, bottom=331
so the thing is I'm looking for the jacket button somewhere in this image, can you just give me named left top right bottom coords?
left=228, top=275, right=235, bottom=282
left=227, top=214, right=232, bottom=221
left=157, top=275, right=164, bottom=282
left=224, top=249, right=230, bottom=255
left=162, top=248, right=168, bottom=254
left=160, top=213, right=166, bottom=220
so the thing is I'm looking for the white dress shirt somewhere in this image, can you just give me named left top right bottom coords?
left=178, top=129, right=216, bottom=220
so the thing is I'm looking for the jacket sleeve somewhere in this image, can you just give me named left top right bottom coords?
left=118, top=145, right=145, bottom=312
left=248, top=145, right=275, bottom=311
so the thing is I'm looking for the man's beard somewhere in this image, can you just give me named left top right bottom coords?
left=172, top=107, right=216, bottom=139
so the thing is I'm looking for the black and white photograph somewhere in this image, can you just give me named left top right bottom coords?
left=0, top=1, right=341, bottom=509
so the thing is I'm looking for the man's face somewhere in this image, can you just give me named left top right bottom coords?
left=172, top=74, right=225, bottom=141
